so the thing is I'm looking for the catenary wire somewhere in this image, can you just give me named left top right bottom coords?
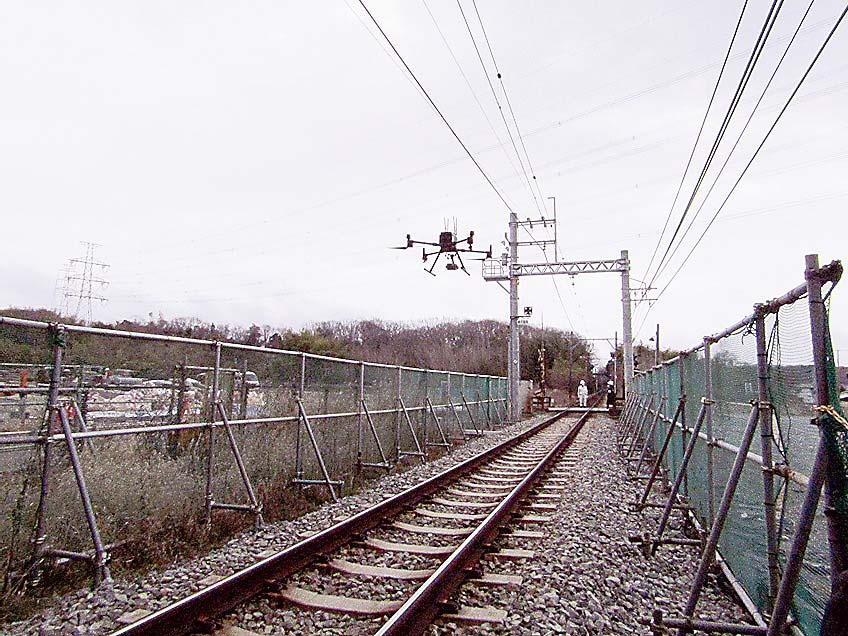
left=355, top=0, right=513, bottom=212
left=650, top=0, right=818, bottom=284
left=420, top=0, right=526, bottom=202
left=472, top=0, right=548, bottom=216
left=455, top=0, right=540, bottom=215
left=654, top=1, right=848, bottom=301
left=631, top=1, right=848, bottom=341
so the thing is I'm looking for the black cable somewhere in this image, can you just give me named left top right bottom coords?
left=646, top=0, right=784, bottom=290
left=472, top=0, right=548, bottom=215
left=652, top=0, right=817, bottom=283
left=420, top=0, right=524, bottom=200
left=655, top=2, right=848, bottom=300
left=642, top=0, right=750, bottom=283
left=355, top=0, right=513, bottom=211
left=455, top=0, right=539, bottom=215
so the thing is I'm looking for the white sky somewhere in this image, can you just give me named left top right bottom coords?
left=1, top=1, right=846, bottom=362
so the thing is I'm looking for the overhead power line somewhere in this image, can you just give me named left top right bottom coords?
left=455, top=0, right=541, bottom=215
left=355, top=0, right=513, bottom=211
left=420, top=0, right=525, bottom=200
left=471, top=0, right=548, bottom=216
left=642, top=0, right=750, bottom=282
left=650, top=0, right=819, bottom=285
left=654, top=0, right=848, bottom=301
left=645, top=0, right=785, bottom=292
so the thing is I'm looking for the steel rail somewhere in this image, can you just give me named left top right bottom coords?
left=375, top=398, right=599, bottom=636
left=110, top=409, right=571, bottom=636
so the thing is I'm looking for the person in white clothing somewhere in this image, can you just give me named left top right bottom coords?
left=577, top=379, right=589, bottom=407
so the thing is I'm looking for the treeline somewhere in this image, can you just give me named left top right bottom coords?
left=0, top=308, right=598, bottom=389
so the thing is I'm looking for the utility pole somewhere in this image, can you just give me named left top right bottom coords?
left=655, top=324, right=660, bottom=366
left=508, top=213, right=520, bottom=422
left=485, top=216, right=634, bottom=421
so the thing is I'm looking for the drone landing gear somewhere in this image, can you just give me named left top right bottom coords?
left=425, top=252, right=441, bottom=276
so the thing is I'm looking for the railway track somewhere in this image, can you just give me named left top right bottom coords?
left=112, top=404, right=597, bottom=636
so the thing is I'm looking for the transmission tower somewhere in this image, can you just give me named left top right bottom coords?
left=59, top=242, right=109, bottom=324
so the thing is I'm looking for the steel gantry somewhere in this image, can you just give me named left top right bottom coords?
left=484, top=212, right=634, bottom=422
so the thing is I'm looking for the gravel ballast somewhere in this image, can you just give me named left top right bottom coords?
left=1, top=415, right=551, bottom=635
left=429, top=414, right=752, bottom=636
left=3, top=413, right=755, bottom=635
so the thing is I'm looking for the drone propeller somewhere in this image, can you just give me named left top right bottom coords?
left=389, top=234, right=414, bottom=250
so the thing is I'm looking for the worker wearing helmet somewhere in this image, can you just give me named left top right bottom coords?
left=577, top=379, right=589, bottom=407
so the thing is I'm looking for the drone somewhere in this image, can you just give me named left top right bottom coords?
left=392, top=229, right=492, bottom=276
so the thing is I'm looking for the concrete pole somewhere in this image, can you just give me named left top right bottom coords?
left=508, top=212, right=520, bottom=422
left=621, top=250, right=634, bottom=396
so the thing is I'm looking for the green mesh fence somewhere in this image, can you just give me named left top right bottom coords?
left=633, top=289, right=842, bottom=634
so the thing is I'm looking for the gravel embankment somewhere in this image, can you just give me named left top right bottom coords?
left=428, top=414, right=751, bottom=636
left=1, top=415, right=551, bottom=635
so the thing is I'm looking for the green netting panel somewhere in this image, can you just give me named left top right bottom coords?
left=767, top=297, right=829, bottom=632
left=711, top=327, right=759, bottom=447
left=683, top=350, right=710, bottom=523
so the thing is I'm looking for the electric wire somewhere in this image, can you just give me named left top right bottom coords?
left=632, top=1, right=848, bottom=340
left=650, top=0, right=818, bottom=284
left=455, top=0, right=540, bottom=215
left=654, top=1, right=848, bottom=301
left=642, top=0, right=750, bottom=283
left=517, top=224, right=577, bottom=335
left=472, top=0, right=548, bottom=215
left=420, top=0, right=526, bottom=201
left=645, top=0, right=785, bottom=293
left=355, top=0, right=513, bottom=211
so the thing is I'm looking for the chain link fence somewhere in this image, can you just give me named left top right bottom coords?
left=0, top=316, right=506, bottom=594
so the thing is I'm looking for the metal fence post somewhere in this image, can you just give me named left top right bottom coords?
left=769, top=255, right=848, bottom=634
left=296, top=353, right=306, bottom=481
left=395, top=366, right=402, bottom=461
left=754, top=306, right=781, bottom=608
left=56, top=407, right=111, bottom=585
left=203, top=342, right=221, bottom=525
left=675, top=403, right=761, bottom=634
left=704, top=337, right=716, bottom=527
left=678, top=357, right=689, bottom=499
left=28, top=324, right=65, bottom=583
left=806, top=255, right=848, bottom=583
left=357, top=362, right=364, bottom=468
left=422, top=369, right=429, bottom=455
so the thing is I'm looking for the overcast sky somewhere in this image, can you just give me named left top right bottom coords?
left=2, top=1, right=846, bottom=362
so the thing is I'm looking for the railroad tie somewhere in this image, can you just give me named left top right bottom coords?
left=441, top=605, right=508, bottom=625
left=273, top=585, right=404, bottom=616
left=326, top=558, right=434, bottom=581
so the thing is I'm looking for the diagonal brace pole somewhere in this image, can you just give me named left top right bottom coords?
left=295, top=399, right=340, bottom=502
left=631, top=395, right=667, bottom=476
left=651, top=400, right=712, bottom=553
left=635, top=398, right=687, bottom=509
left=675, top=402, right=762, bottom=634
left=461, top=393, right=481, bottom=436
left=360, top=399, right=391, bottom=472
left=425, top=397, right=451, bottom=449
left=56, top=406, right=111, bottom=586
left=398, top=397, right=426, bottom=464
left=214, top=402, right=264, bottom=526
